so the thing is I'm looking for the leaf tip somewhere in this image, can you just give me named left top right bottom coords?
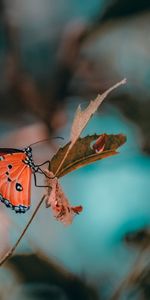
left=121, top=78, right=127, bottom=85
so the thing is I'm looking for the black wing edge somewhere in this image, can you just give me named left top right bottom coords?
left=0, top=194, right=29, bottom=213
left=0, top=148, right=24, bottom=154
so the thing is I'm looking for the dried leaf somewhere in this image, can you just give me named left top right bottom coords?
left=50, top=134, right=126, bottom=177
left=54, top=78, right=126, bottom=175
left=70, top=79, right=126, bottom=144
left=45, top=170, right=83, bottom=225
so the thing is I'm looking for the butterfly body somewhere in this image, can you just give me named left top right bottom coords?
left=0, top=146, right=38, bottom=213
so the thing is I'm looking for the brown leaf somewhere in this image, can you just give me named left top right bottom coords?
left=45, top=170, right=83, bottom=225
left=50, top=134, right=126, bottom=178
left=54, top=78, right=126, bottom=175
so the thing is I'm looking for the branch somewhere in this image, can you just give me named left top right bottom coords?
left=0, top=195, right=45, bottom=267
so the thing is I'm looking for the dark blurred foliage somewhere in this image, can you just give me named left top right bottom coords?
left=101, top=0, right=150, bottom=21
left=0, top=1, right=84, bottom=133
left=0, top=0, right=150, bottom=145
left=136, top=265, right=150, bottom=300
left=8, top=253, right=99, bottom=300
left=125, top=227, right=150, bottom=250
left=113, top=263, right=150, bottom=300
left=77, top=0, right=150, bottom=154
left=107, top=94, right=150, bottom=155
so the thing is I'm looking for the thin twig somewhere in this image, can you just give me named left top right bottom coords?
left=0, top=195, right=45, bottom=267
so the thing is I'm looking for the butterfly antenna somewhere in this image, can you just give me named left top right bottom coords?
left=29, top=136, right=64, bottom=147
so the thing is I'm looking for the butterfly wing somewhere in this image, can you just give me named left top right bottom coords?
left=0, top=152, right=32, bottom=213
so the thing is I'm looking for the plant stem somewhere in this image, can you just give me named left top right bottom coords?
left=0, top=195, right=45, bottom=267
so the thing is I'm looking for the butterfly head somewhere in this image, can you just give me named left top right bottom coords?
left=24, top=146, right=32, bottom=157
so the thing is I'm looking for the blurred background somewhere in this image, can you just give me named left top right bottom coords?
left=0, top=0, right=150, bottom=299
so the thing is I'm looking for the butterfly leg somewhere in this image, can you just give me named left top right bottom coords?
left=36, top=160, right=55, bottom=179
left=33, top=173, right=51, bottom=188
left=37, top=160, right=50, bottom=170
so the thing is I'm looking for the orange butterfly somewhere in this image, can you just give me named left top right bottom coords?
left=0, top=146, right=50, bottom=213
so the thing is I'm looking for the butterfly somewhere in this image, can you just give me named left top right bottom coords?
left=0, top=146, right=51, bottom=214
